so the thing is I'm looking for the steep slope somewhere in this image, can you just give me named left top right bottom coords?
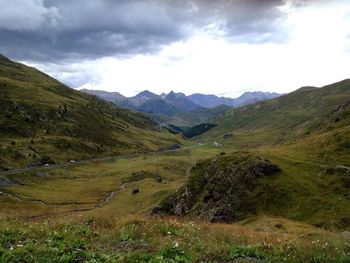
left=164, top=91, right=200, bottom=112
left=127, top=90, right=160, bottom=108
left=138, top=98, right=181, bottom=117
left=204, top=79, right=350, bottom=163
left=0, top=55, right=181, bottom=169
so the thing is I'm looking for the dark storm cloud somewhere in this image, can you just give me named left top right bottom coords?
left=0, top=0, right=300, bottom=62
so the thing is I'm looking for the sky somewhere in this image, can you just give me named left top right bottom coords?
left=0, top=0, right=349, bottom=98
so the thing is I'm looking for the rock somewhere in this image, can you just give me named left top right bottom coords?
left=334, top=165, right=350, bottom=174
left=153, top=152, right=280, bottom=223
left=340, top=231, right=350, bottom=239
left=28, top=155, right=55, bottom=167
left=168, top=144, right=181, bottom=151
left=0, top=177, right=15, bottom=187
left=132, top=186, right=139, bottom=195
left=35, top=172, right=46, bottom=177
left=324, top=168, right=335, bottom=175
left=223, top=133, right=233, bottom=139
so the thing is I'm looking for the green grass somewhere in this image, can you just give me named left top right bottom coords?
left=2, top=56, right=350, bottom=261
left=0, top=56, right=183, bottom=169
left=0, top=145, right=222, bottom=219
left=203, top=79, right=350, bottom=162
left=0, top=216, right=349, bottom=262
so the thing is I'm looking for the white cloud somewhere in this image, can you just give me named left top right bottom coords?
left=28, top=1, right=350, bottom=98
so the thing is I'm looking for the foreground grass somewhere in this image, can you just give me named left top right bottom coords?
left=0, top=215, right=349, bottom=262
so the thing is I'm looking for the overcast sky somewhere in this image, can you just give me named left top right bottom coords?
left=0, top=0, right=349, bottom=97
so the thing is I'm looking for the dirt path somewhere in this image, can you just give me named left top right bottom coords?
left=2, top=189, right=119, bottom=221
left=0, top=146, right=196, bottom=177
left=0, top=190, right=95, bottom=206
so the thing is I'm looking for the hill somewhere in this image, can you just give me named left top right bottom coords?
left=132, top=79, right=350, bottom=231
left=79, top=89, right=126, bottom=104
left=203, top=79, right=350, bottom=164
left=154, top=152, right=281, bottom=222
left=188, top=91, right=282, bottom=108
left=0, top=55, right=181, bottom=169
left=154, top=149, right=350, bottom=229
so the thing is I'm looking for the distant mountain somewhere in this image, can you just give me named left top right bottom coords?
left=168, top=105, right=231, bottom=129
left=81, top=89, right=283, bottom=126
left=164, top=91, right=200, bottom=112
left=234, top=91, right=282, bottom=107
left=128, top=90, right=160, bottom=107
left=138, top=99, right=180, bottom=117
left=188, top=91, right=282, bottom=108
left=80, top=89, right=126, bottom=104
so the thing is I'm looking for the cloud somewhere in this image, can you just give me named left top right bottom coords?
left=0, top=0, right=62, bottom=31
left=22, top=0, right=349, bottom=99
left=0, top=0, right=298, bottom=62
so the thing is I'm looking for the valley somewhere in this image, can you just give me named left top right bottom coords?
left=0, top=55, right=350, bottom=262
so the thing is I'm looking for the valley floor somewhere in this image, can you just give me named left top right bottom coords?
left=0, top=143, right=350, bottom=262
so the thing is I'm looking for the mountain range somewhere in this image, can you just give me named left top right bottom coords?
left=81, top=89, right=282, bottom=117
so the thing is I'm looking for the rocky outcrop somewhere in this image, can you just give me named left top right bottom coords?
left=153, top=152, right=280, bottom=223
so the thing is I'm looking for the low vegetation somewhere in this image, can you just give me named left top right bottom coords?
left=1, top=55, right=350, bottom=261
left=0, top=55, right=181, bottom=169
left=1, top=215, right=350, bottom=262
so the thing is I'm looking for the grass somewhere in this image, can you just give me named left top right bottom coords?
left=1, top=144, right=350, bottom=261
left=0, top=145, right=222, bottom=220
left=1, top=57, right=350, bottom=261
left=0, top=215, right=349, bottom=262
left=0, top=56, right=183, bottom=169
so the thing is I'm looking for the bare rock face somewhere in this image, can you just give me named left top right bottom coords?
left=153, top=152, right=280, bottom=223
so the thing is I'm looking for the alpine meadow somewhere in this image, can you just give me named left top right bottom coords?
left=1, top=1, right=350, bottom=262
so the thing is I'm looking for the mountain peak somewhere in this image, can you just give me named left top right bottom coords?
left=165, top=91, right=177, bottom=101
left=135, top=90, right=158, bottom=98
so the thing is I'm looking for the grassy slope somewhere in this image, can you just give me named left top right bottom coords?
left=194, top=80, right=350, bottom=229
left=0, top=55, right=181, bottom=169
left=204, top=79, right=350, bottom=163
left=1, top=146, right=349, bottom=262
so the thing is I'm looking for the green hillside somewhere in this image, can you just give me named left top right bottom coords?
left=0, top=55, right=181, bottom=169
left=203, top=79, right=350, bottom=164
left=175, top=80, right=350, bottom=229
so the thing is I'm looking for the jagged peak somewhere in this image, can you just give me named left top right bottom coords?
left=136, top=90, right=158, bottom=97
